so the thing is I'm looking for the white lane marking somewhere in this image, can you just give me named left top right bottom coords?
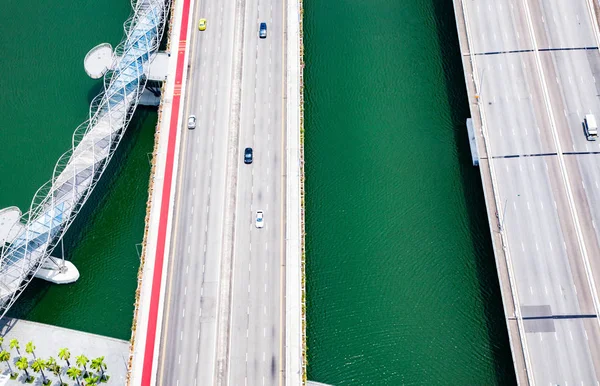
left=188, top=245, right=191, bottom=253
left=182, top=309, right=185, bottom=318
left=184, top=287, right=187, bottom=296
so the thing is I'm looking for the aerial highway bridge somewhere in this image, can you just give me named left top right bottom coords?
left=454, top=0, right=600, bottom=383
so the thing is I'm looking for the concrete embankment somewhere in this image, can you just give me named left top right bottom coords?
left=286, top=0, right=307, bottom=382
left=450, top=0, right=529, bottom=384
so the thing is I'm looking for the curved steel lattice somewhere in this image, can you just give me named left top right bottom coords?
left=0, top=0, right=171, bottom=319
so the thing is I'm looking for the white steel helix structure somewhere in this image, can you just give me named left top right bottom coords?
left=0, top=0, right=171, bottom=319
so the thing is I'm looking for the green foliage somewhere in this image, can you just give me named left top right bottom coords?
left=15, top=357, right=28, bottom=372
left=58, top=348, right=71, bottom=366
left=91, top=356, right=108, bottom=380
left=67, top=366, right=82, bottom=386
left=16, top=356, right=32, bottom=382
left=25, top=341, right=35, bottom=357
left=9, top=339, right=19, bottom=355
left=0, top=350, right=14, bottom=376
left=75, top=354, right=89, bottom=370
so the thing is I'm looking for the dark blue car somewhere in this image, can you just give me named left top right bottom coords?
left=259, top=22, right=267, bottom=38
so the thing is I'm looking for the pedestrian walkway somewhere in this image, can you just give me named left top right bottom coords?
left=0, top=318, right=128, bottom=385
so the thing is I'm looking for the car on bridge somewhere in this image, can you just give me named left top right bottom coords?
left=259, top=22, right=267, bottom=38
left=187, top=115, right=197, bottom=129
left=255, top=210, right=264, bottom=228
left=198, top=18, right=207, bottom=31
left=244, top=147, right=253, bottom=164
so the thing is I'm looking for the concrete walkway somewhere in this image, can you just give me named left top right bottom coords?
left=0, top=318, right=128, bottom=385
left=285, top=0, right=305, bottom=384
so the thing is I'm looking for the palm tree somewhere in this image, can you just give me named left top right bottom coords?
left=31, top=358, right=49, bottom=385
left=9, top=339, right=20, bottom=356
left=0, top=350, right=15, bottom=377
left=58, top=348, right=71, bottom=367
left=90, top=356, right=108, bottom=381
left=83, top=373, right=98, bottom=385
left=75, top=354, right=89, bottom=376
left=0, top=337, right=5, bottom=351
left=66, top=366, right=81, bottom=386
left=47, top=356, right=66, bottom=385
left=25, top=341, right=36, bottom=359
left=15, top=356, right=31, bottom=382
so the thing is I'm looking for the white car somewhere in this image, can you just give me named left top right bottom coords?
left=255, top=210, right=264, bottom=228
left=187, top=115, right=197, bottom=129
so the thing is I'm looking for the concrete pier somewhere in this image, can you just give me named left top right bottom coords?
left=0, top=207, right=23, bottom=246
left=0, top=318, right=128, bottom=385
left=84, top=43, right=113, bottom=79
left=84, top=46, right=170, bottom=82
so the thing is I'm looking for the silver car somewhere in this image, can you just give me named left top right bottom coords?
left=255, top=210, right=264, bottom=228
left=187, top=115, right=197, bottom=129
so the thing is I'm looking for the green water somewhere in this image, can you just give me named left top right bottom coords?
left=0, top=0, right=153, bottom=340
left=305, top=0, right=516, bottom=384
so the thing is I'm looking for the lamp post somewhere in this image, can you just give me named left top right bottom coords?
left=499, top=198, right=508, bottom=232
left=475, top=68, right=486, bottom=102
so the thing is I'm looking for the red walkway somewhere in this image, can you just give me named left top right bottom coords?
left=141, top=0, right=192, bottom=384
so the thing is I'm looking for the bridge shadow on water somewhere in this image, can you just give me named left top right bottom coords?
left=431, top=0, right=517, bottom=384
left=6, top=106, right=154, bottom=321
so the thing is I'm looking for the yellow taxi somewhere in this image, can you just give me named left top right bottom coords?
left=198, top=18, right=207, bottom=31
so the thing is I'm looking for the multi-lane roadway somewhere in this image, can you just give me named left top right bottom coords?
left=155, top=0, right=286, bottom=384
left=461, top=0, right=600, bottom=383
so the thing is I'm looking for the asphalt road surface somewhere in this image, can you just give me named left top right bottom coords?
left=155, top=0, right=286, bottom=384
left=463, top=0, right=600, bottom=383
